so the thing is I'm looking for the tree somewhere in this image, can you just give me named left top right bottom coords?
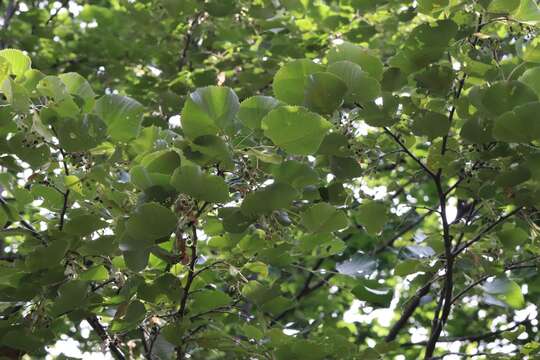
left=1, top=0, right=540, bottom=359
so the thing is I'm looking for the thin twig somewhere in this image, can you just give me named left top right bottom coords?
left=405, top=318, right=530, bottom=347
left=45, top=0, right=68, bottom=25
left=453, top=207, right=523, bottom=256
left=382, top=127, right=437, bottom=180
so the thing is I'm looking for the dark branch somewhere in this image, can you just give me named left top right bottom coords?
left=374, top=211, right=432, bottom=254
left=405, top=318, right=530, bottom=347
left=268, top=258, right=334, bottom=325
left=178, top=12, right=203, bottom=70
left=382, top=127, right=437, bottom=180
left=176, top=224, right=199, bottom=360
left=385, top=281, right=432, bottom=342
left=1, top=0, right=17, bottom=48
left=453, top=207, right=523, bottom=256
left=86, top=316, right=126, bottom=360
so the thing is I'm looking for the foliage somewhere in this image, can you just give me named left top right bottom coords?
left=1, top=1, right=540, bottom=359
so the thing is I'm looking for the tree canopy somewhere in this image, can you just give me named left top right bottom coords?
left=1, top=0, right=540, bottom=359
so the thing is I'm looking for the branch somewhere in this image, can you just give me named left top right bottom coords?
left=374, top=210, right=432, bottom=254
left=385, top=280, right=433, bottom=342
left=86, top=316, right=126, bottom=360
left=0, top=195, right=44, bottom=242
left=45, top=0, right=68, bottom=25
left=178, top=225, right=198, bottom=318
left=424, top=177, right=454, bottom=359
left=178, top=12, right=203, bottom=70
left=383, top=127, right=437, bottom=180
left=55, top=142, right=70, bottom=231
left=451, top=256, right=540, bottom=305
left=405, top=318, right=530, bottom=347
left=453, top=207, right=523, bottom=256
left=139, top=327, right=151, bottom=360
left=1, top=0, right=17, bottom=49
left=295, top=258, right=324, bottom=300
left=269, top=258, right=334, bottom=325
left=0, top=253, right=22, bottom=261
left=175, top=224, right=199, bottom=360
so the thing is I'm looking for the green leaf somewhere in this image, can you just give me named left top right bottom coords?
left=298, top=233, right=346, bottom=256
left=352, top=279, right=393, bottom=308
left=0, top=49, right=31, bottom=77
left=495, top=166, right=531, bottom=187
left=138, top=273, right=183, bottom=304
left=488, top=0, right=520, bottom=13
left=7, top=132, right=50, bottom=167
left=129, top=165, right=171, bottom=191
left=301, top=203, right=348, bottom=233
left=418, top=0, right=449, bottom=13
left=0, top=207, right=7, bottom=228
left=64, top=213, right=107, bottom=236
left=261, top=106, right=332, bottom=155
left=473, top=81, right=538, bottom=117
left=498, top=226, right=529, bottom=249
left=460, top=117, right=494, bottom=144
left=0, top=56, right=10, bottom=85
left=483, top=277, right=525, bottom=309
left=303, top=72, right=347, bottom=114
left=272, top=59, right=324, bottom=105
left=1, top=328, right=44, bottom=353
left=355, top=201, right=387, bottom=234
left=220, top=207, right=253, bottom=233
left=517, top=38, right=540, bottom=63
left=518, top=67, right=540, bottom=97
left=170, top=164, right=229, bottom=203
left=337, top=254, right=377, bottom=277
left=330, top=156, right=362, bottom=179
left=64, top=175, right=82, bottom=194
left=25, top=239, right=69, bottom=272
left=241, top=182, right=298, bottom=216
left=317, top=132, right=351, bottom=157
left=51, top=280, right=89, bottom=316
left=161, top=322, right=190, bottom=346
left=394, top=260, right=421, bottom=276
left=357, top=92, right=399, bottom=127
left=190, top=290, right=231, bottom=314
left=261, top=296, right=293, bottom=315
left=141, top=150, right=181, bottom=175
left=58, top=72, right=96, bottom=112
left=79, top=265, right=109, bottom=281
left=512, top=0, right=540, bottom=25
left=271, top=160, right=319, bottom=189
left=180, top=86, right=239, bottom=139
left=411, top=111, right=450, bottom=139
left=327, top=42, right=383, bottom=80
left=126, top=202, right=177, bottom=243
left=186, top=135, right=235, bottom=169
left=95, top=94, right=144, bottom=142
left=414, top=65, right=453, bottom=96
left=55, top=115, right=107, bottom=152
left=327, top=61, right=381, bottom=104
left=241, top=281, right=278, bottom=305
left=110, top=300, right=146, bottom=332
left=389, top=20, right=458, bottom=73
left=237, top=96, right=282, bottom=130
left=2, top=77, right=31, bottom=112
left=123, top=249, right=150, bottom=272
left=493, top=102, right=540, bottom=142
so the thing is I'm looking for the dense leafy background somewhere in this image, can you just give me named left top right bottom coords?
left=1, top=0, right=540, bottom=359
